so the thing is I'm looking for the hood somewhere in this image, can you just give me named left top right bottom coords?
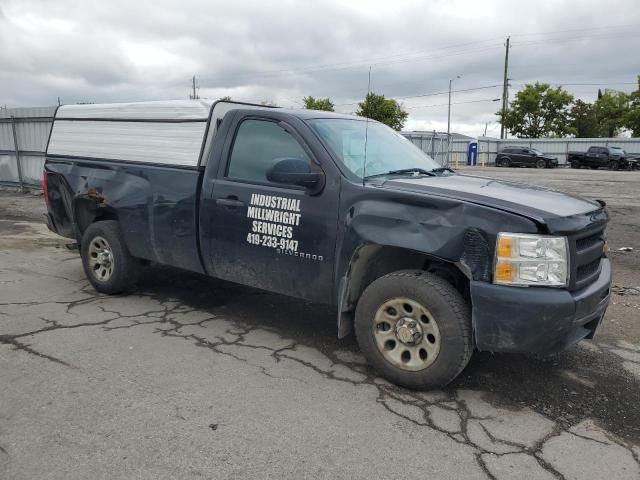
left=378, top=173, right=605, bottom=232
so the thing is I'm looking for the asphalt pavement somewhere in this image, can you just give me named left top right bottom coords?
left=1, top=168, right=639, bottom=479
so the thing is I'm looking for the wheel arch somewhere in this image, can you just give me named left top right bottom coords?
left=73, top=194, right=119, bottom=240
left=336, top=243, right=471, bottom=338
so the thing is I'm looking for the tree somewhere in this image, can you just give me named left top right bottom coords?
left=303, top=96, right=334, bottom=111
left=594, top=89, right=629, bottom=137
left=356, top=92, right=408, bottom=130
left=570, top=100, right=599, bottom=138
left=624, top=76, right=640, bottom=137
left=497, top=82, right=574, bottom=138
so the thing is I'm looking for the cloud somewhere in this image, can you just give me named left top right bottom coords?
left=1, top=0, right=639, bottom=137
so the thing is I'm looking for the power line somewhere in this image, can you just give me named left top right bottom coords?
left=403, top=98, right=502, bottom=110
left=512, top=30, right=640, bottom=48
left=199, top=41, right=505, bottom=84
left=334, top=84, right=502, bottom=106
left=511, top=81, right=637, bottom=87
left=510, top=23, right=640, bottom=39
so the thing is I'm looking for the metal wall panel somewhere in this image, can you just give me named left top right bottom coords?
left=0, top=106, right=56, bottom=187
left=0, top=154, right=19, bottom=184
left=19, top=155, right=46, bottom=185
left=15, top=120, right=52, bottom=152
left=0, top=106, right=56, bottom=119
left=0, top=122, right=15, bottom=150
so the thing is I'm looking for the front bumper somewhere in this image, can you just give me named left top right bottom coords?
left=470, top=258, right=611, bottom=353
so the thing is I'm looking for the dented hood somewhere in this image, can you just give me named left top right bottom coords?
left=378, top=173, right=606, bottom=232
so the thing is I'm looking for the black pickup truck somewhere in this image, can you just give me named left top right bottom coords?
left=43, top=100, right=612, bottom=389
left=568, top=146, right=628, bottom=170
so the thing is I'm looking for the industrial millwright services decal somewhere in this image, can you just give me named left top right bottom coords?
left=245, top=193, right=322, bottom=261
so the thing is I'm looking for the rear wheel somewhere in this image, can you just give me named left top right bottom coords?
left=500, top=157, right=511, bottom=168
left=535, top=159, right=547, bottom=169
left=571, top=160, right=581, bottom=169
left=81, top=221, right=138, bottom=294
left=354, top=270, right=472, bottom=390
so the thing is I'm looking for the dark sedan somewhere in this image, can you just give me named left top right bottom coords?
left=495, top=147, right=558, bottom=168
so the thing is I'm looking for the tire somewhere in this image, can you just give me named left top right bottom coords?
left=354, top=270, right=472, bottom=390
left=500, top=157, right=511, bottom=168
left=535, top=159, right=547, bottom=169
left=608, top=160, right=619, bottom=171
left=81, top=220, right=138, bottom=294
left=571, top=160, right=581, bottom=169
left=590, top=166, right=599, bottom=170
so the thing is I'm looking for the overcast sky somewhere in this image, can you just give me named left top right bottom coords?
left=1, top=0, right=639, bottom=137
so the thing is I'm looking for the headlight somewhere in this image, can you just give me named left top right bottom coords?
left=494, top=233, right=569, bottom=287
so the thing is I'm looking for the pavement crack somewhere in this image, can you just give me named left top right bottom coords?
left=0, top=335, right=76, bottom=368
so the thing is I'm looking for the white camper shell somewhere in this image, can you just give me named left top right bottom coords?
left=47, top=100, right=275, bottom=167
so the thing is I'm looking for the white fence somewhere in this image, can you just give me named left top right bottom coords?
left=2, top=106, right=640, bottom=189
left=401, top=131, right=640, bottom=167
left=0, top=106, right=56, bottom=189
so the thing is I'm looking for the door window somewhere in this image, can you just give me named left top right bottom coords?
left=227, top=119, right=312, bottom=184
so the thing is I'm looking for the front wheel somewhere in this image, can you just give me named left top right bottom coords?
left=81, top=221, right=138, bottom=294
left=535, top=159, right=547, bottom=169
left=354, top=271, right=472, bottom=390
left=608, top=160, right=619, bottom=171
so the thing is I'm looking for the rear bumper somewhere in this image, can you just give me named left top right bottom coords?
left=470, top=258, right=611, bottom=354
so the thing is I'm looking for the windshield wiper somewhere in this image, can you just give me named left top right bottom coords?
left=430, top=166, right=456, bottom=174
left=365, top=168, right=435, bottom=179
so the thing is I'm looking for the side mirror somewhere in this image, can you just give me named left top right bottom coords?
left=266, top=158, right=325, bottom=192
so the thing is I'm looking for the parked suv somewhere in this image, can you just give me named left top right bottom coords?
left=495, top=147, right=558, bottom=168
left=568, top=146, right=627, bottom=170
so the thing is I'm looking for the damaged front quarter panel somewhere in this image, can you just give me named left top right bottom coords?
left=334, top=186, right=539, bottom=338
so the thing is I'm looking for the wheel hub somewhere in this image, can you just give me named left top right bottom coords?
left=88, top=236, right=114, bottom=282
left=98, top=251, right=112, bottom=267
left=395, top=317, right=423, bottom=345
left=372, top=297, right=441, bottom=372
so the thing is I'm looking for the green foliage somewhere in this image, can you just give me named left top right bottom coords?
left=356, top=92, right=408, bottom=130
left=498, top=82, right=574, bottom=138
left=593, top=89, right=629, bottom=137
left=302, top=96, right=334, bottom=111
left=570, top=100, right=599, bottom=138
left=624, top=76, right=640, bottom=137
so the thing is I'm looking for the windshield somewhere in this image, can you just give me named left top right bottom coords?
left=610, top=147, right=626, bottom=154
left=308, top=118, right=440, bottom=178
left=531, top=148, right=544, bottom=155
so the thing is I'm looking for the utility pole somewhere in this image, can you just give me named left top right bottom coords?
left=447, top=75, right=461, bottom=165
left=190, top=75, right=199, bottom=100
left=500, top=36, right=510, bottom=139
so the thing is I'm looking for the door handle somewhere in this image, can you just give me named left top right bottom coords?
left=216, top=196, right=245, bottom=208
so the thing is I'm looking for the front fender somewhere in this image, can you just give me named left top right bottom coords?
left=333, top=193, right=539, bottom=337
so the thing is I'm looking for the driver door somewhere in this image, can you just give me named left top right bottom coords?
left=201, top=114, right=340, bottom=303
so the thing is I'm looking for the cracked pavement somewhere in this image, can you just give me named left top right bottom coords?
left=1, top=170, right=640, bottom=480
